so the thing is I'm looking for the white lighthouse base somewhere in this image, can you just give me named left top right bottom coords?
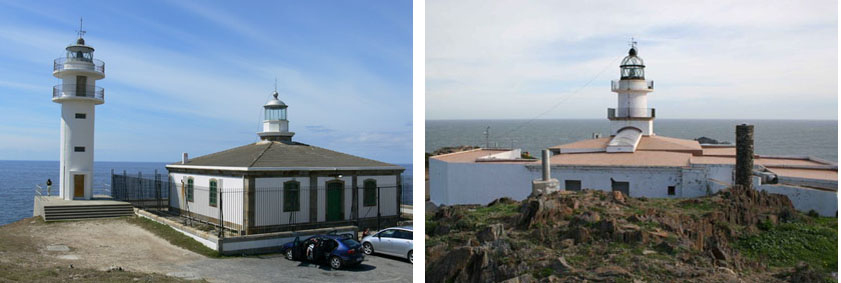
left=610, top=119, right=653, bottom=136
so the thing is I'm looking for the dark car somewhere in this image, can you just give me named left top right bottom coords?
left=280, top=234, right=364, bottom=269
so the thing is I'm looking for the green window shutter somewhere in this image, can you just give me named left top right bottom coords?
left=284, top=181, right=300, bottom=212
left=209, top=180, right=217, bottom=207
left=363, top=180, right=377, bottom=207
left=187, top=178, right=194, bottom=202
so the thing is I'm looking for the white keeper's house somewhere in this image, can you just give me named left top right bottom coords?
left=166, top=91, right=405, bottom=235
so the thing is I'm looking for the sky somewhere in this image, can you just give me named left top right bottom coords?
left=426, top=0, right=838, bottom=120
left=0, top=0, right=412, bottom=163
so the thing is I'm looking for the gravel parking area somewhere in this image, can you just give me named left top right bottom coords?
left=13, top=217, right=411, bottom=282
left=181, top=253, right=412, bottom=282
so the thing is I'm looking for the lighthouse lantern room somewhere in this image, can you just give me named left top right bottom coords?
left=257, top=90, right=295, bottom=142
left=608, top=40, right=655, bottom=137
left=53, top=21, right=105, bottom=200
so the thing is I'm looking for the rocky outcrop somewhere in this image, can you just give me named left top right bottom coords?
left=427, top=187, right=815, bottom=282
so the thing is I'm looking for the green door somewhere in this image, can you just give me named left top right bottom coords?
left=326, top=182, right=343, bottom=221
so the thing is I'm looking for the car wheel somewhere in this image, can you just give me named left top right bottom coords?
left=363, top=242, right=374, bottom=255
left=329, top=256, right=342, bottom=269
left=285, top=249, right=294, bottom=260
left=408, top=250, right=413, bottom=263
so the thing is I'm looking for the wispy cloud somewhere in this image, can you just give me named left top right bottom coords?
left=426, top=0, right=837, bottom=120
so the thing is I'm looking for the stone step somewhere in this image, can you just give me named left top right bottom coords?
left=44, top=206, right=132, bottom=213
left=44, top=213, right=134, bottom=221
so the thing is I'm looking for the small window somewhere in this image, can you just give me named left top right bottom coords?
left=668, top=186, right=676, bottom=196
left=565, top=180, right=581, bottom=191
left=283, top=181, right=300, bottom=212
left=186, top=178, right=194, bottom=202
left=363, top=179, right=377, bottom=207
left=74, top=146, right=85, bottom=152
left=75, top=113, right=86, bottom=119
left=209, top=179, right=218, bottom=207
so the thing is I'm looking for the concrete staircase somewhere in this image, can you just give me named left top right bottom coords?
left=42, top=203, right=134, bottom=221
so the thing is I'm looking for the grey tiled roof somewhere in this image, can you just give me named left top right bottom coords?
left=169, top=141, right=401, bottom=169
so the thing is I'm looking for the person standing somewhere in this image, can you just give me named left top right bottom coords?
left=46, top=179, right=52, bottom=196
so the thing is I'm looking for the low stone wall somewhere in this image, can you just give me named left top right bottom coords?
left=135, top=209, right=363, bottom=255
left=219, top=226, right=357, bottom=256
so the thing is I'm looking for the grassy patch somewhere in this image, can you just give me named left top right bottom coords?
left=456, top=203, right=520, bottom=229
left=735, top=217, right=837, bottom=273
left=127, top=216, right=221, bottom=258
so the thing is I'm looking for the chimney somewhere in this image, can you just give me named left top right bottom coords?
left=182, top=152, right=189, bottom=164
left=541, top=149, right=550, bottom=181
left=735, top=124, right=754, bottom=188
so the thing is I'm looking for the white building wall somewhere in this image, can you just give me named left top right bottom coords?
left=552, top=167, right=682, bottom=198
left=355, top=175, right=399, bottom=218
left=429, top=159, right=449, bottom=205
left=254, top=177, right=310, bottom=226
left=757, top=185, right=837, bottom=217
left=431, top=162, right=539, bottom=205
left=169, top=172, right=244, bottom=225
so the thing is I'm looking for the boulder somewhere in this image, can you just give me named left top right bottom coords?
left=476, top=224, right=505, bottom=243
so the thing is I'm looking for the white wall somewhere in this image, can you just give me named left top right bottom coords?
left=355, top=175, right=399, bottom=219
left=430, top=161, right=539, bottom=205
left=254, top=177, right=310, bottom=226
left=552, top=166, right=683, bottom=198
left=758, top=184, right=837, bottom=217
left=169, top=172, right=244, bottom=225
left=59, top=100, right=96, bottom=200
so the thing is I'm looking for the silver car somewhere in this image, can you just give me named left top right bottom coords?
left=361, top=226, right=413, bottom=263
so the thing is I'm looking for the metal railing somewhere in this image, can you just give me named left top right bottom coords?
left=610, top=80, right=655, bottom=91
left=53, top=57, right=105, bottom=74
left=53, top=84, right=105, bottom=101
left=608, top=108, right=655, bottom=119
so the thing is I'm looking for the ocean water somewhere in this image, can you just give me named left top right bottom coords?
left=0, top=161, right=412, bottom=226
left=426, top=119, right=837, bottom=162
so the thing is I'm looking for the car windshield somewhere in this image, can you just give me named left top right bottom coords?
left=341, top=239, right=361, bottom=248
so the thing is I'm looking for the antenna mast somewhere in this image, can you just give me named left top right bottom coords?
left=77, top=17, right=86, bottom=38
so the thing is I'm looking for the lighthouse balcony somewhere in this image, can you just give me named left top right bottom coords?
left=53, top=57, right=105, bottom=79
left=611, top=80, right=654, bottom=92
left=52, top=84, right=104, bottom=104
left=608, top=108, right=655, bottom=120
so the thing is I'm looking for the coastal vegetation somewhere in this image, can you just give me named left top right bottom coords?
left=127, top=217, right=220, bottom=258
left=426, top=187, right=837, bottom=282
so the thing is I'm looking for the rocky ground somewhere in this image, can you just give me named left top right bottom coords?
left=425, top=187, right=837, bottom=282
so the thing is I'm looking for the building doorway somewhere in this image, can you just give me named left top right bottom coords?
left=73, top=174, right=85, bottom=198
left=326, top=181, right=343, bottom=221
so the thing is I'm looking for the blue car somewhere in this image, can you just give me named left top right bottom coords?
left=280, top=234, right=364, bottom=269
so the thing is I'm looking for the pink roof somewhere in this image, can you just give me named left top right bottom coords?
left=637, top=136, right=703, bottom=152
left=431, top=149, right=519, bottom=163
left=549, top=151, right=691, bottom=167
left=768, top=167, right=838, bottom=181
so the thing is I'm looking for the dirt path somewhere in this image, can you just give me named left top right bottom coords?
left=27, top=217, right=203, bottom=274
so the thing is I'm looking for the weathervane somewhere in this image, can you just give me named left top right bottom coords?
left=628, top=37, right=637, bottom=49
left=76, top=17, right=86, bottom=39
left=274, top=77, right=278, bottom=92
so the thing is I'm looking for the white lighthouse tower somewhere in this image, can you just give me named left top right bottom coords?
left=606, top=40, right=655, bottom=152
left=53, top=23, right=105, bottom=200
left=257, top=88, right=295, bottom=142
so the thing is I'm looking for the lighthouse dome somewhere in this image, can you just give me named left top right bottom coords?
left=264, top=91, right=287, bottom=108
left=620, top=47, right=645, bottom=79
